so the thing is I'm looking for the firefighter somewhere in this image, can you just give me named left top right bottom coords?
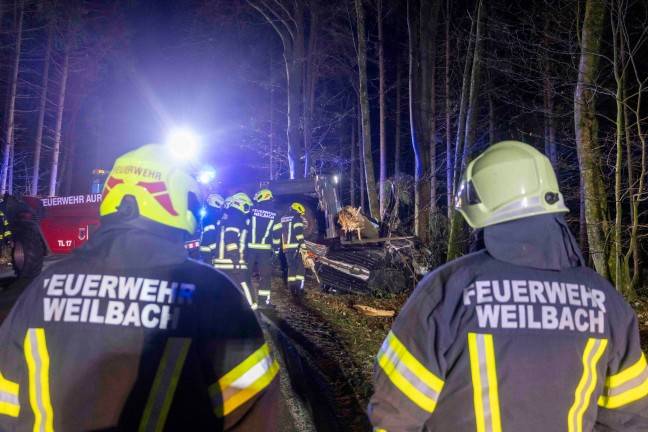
left=215, top=192, right=256, bottom=310
left=198, top=193, right=224, bottom=262
left=248, top=189, right=282, bottom=309
left=368, top=141, right=648, bottom=431
left=281, top=202, right=306, bottom=297
left=0, top=197, right=12, bottom=260
left=0, top=144, right=279, bottom=431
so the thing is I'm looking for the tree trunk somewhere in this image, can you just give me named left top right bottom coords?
left=350, top=117, right=356, bottom=207
left=0, top=2, right=24, bottom=194
left=50, top=34, right=71, bottom=196
left=543, top=19, right=558, bottom=172
left=303, top=0, right=319, bottom=177
left=378, top=0, right=387, bottom=218
left=447, top=0, right=481, bottom=261
left=247, top=1, right=305, bottom=179
left=573, top=0, right=610, bottom=280
left=445, top=0, right=452, bottom=214
left=394, top=62, right=402, bottom=174
left=355, top=0, right=380, bottom=219
left=32, top=22, right=54, bottom=195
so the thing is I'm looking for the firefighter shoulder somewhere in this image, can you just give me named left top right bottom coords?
left=199, top=193, right=225, bottom=263
left=368, top=141, right=648, bottom=432
left=0, top=144, right=279, bottom=432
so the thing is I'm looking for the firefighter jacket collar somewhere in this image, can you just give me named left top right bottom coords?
left=73, top=219, right=188, bottom=269
left=483, top=213, right=584, bottom=271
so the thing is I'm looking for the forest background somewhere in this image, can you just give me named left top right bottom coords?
left=0, top=0, right=645, bottom=295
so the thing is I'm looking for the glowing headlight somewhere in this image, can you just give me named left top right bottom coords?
left=197, top=169, right=216, bottom=184
left=167, top=128, right=198, bottom=160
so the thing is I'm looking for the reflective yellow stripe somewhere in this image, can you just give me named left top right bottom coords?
left=599, top=353, right=648, bottom=409
left=0, top=371, right=19, bottom=417
left=25, top=328, right=54, bottom=432
left=376, top=331, right=443, bottom=413
left=568, top=338, right=607, bottom=432
left=210, top=343, right=279, bottom=417
left=468, top=333, right=501, bottom=432
left=139, top=338, right=191, bottom=432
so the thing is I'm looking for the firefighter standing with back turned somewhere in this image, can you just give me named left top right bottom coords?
left=248, top=189, right=282, bottom=309
left=0, top=144, right=279, bottom=431
left=281, top=203, right=306, bottom=297
left=207, top=192, right=256, bottom=310
left=368, top=141, right=648, bottom=431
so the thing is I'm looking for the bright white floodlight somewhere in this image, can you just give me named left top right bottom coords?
left=197, top=168, right=216, bottom=184
left=167, top=128, right=198, bottom=160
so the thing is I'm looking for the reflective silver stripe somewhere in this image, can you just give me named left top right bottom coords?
left=468, top=333, right=501, bottom=432
left=378, top=338, right=441, bottom=405
left=203, top=225, right=215, bottom=232
left=240, top=282, right=254, bottom=307
left=0, top=370, right=20, bottom=417
left=25, top=329, right=53, bottom=432
left=568, top=338, right=607, bottom=432
left=605, top=366, right=648, bottom=398
left=248, top=244, right=271, bottom=250
left=139, top=338, right=191, bottom=432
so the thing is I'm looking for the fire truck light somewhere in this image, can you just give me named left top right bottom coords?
left=197, top=169, right=216, bottom=184
left=199, top=207, right=207, bottom=218
left=167, top=129, right=198, bottom=160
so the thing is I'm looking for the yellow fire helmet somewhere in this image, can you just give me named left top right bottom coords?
left=207, top=193, right=225, bottom=208
left=230, top=192, right=253, bottom=213
left=455, top=140, right=568, bottom=228
left=100, top=144, right=202, bottom=234
left=254, top=188, right=273, bottom=203
left=291, top=202, right=305, bottom=214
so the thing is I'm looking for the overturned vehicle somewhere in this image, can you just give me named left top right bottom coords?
left=260, top=175, right=433, bottom=296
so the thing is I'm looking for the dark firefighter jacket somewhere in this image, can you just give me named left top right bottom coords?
left=201, top=208, right=250, bottom=270
left=280, top=210, right=304, bottom=252
left=0, top=220, right=279, bottom=432
left=199, top=205, right=223, bottom=263
left=369, top=213, right=648, bottom=432
left=247, top=202, right=282, bottom=253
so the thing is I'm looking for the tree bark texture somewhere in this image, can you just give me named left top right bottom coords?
left=378, top=0, right=387, bottom=218
left=355, top=0, right=380, bottom=219
left=1, top=2, right=23, bottom=194
left=573, top=0, right=610, bottom=280
left=49, top=33, right=71, bottom=196
left=32, top=22, right=54, bottom=195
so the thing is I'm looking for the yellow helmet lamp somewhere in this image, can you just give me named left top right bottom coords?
left=100, top=144, right=202, bottom=235
left=455, top=141, right=568, bottom=229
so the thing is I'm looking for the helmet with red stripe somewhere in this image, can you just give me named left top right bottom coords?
left=100, top=144, right=202, bottom=234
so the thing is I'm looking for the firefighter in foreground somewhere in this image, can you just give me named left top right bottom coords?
left=0, top=144, right=279, bottom=431
left=281, top=203, right=306, bottom=297
left=248, top=189, right=282, bottom=309
left=368, top=141, right=648, bottom=431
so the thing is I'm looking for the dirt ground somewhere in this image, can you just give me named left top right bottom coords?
left=271, top=277, right=648, bottom=430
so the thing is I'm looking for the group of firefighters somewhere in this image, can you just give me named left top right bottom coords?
left=0, top=140, right=646, bottom=431
left=197, top=189, right=307, bottom=311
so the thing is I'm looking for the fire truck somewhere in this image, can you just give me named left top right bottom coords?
left=1, top=170, right=107, bottom=277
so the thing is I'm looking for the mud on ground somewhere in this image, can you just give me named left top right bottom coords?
left=268, top=277, right=407, bottom=430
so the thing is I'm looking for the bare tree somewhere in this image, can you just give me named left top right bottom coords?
left=0, top=1, right=25, bottom=194
left=355, top=0, right=380, bottom=219
left=574, top=0, right=610, bottom=280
